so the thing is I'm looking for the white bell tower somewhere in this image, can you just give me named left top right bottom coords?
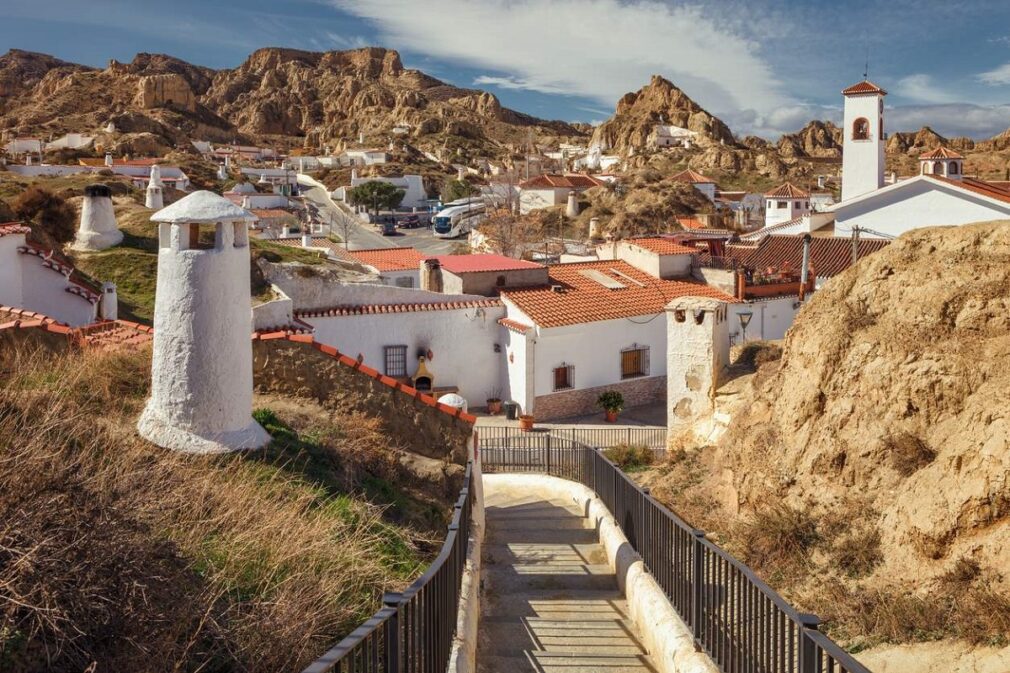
left=841, top=80, right=886, bottom=202
left=138, top=191, right=270, bottom=454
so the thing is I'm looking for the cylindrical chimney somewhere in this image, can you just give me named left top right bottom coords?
left=71, top=183, right=122, bottom=251
left=800, top=234, right=812, bottom=299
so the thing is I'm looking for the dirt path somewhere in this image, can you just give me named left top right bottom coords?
left=476, top=483, right=658, bottom=673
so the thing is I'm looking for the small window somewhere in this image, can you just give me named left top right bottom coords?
left=395, top=276, right=414, bottom=288
left=794, top=201, right=801, bottom=209
left=767, top=200, right=773, bottom=209
left=189, top=223, right=217, bottom=250
left=853, top=117, right=870, bottom=140
left=620, top=346, right=649, bottom=380
left=496, top=275, right=506, bottom=287
left=233, top=221, right=248, bottom=248
left=777, top=201, right=787, bottom=209
left=553, top=364, right=574, bottom=391
left=383, top=345, right=408, bottom=377
left=949, top=162, right=959, bottom=176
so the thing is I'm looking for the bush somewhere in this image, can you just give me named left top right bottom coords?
left=832, top=527, right=883, bottom=578
left=604, top=443, right=654, bottom=471
left=597, top=390, right=624, bottom=413
left=886, top=433, right=936, bottom=476
left=737, top=503, right=819, bottom=579
left=13, top=186, right=76, bottom=245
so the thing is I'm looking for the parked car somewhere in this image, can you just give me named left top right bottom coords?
left=399, top=214, right=421, bottom=229
left=380, top=220, right=397, bottom=236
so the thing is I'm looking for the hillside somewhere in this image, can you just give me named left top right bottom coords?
left=649, top=221, right=1010, bottom=668
left=0, top=47, right=584, bottom=159
left=0, top=335, right=468, bottom=672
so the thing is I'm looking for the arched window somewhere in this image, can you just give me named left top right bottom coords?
left=934, top=161, right=945, bottom=176
left=949, top=162, right=959, bottom=175
left=852, top=117, right=870, bottom=140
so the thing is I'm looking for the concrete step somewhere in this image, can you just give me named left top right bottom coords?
left=484, top=563, right=618, bottom=592
left=479, top=617, right=647, bottom=655
left=483, top=542, right=608, bottom=567
left=486, top=516, right=594, bottom=531
left=485, top=528, right=601, bottom=545
left=477, top=652, right=657, bottom=673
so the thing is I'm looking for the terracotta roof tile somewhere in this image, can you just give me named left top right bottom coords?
left=347, top=247, right=425, bottom=272
left=764, top=182, right=810, bottom=198
left=930, top=175, right=1010, bottom=205
left=842, top=80, right=887, bottom=96
left=671, top=169, right=716, bottom=185
left=498, top=317, right=532, bottom=333
left=723, top=235, right=890, bottom=278
left=676, top=217, right=707, bottom=230
left=919, top=146, right=964, bottom=160
left=625, top=237, right=698, bottom=255
left=0, top=223, right=31, bottom=237
left=249, top=208, right=295, bottom=218
left=265, top=236, right=353, bottom=260
left=433, top=254, right=543, bottom=274
left=518, top=173, right=606, bottom=190
left=295, top=299, right=501, bottom=318
left=501, top=260, right=736, bottom=328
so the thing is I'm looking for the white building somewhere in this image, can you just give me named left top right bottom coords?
left=840, top=80, right=886, bottom=202
left=138, top=191, right=270, bottom=454
left=764, top=183, right=811, bottom=227
left=518, top=174, right=606, bottom=214
left=4, top=137, right=42, bottom=156
left=45, top=133, right=94, bottom=152
left=671, top=169, right=718, bottom=202
left=651, top=124, right=697, bottom=149
left=336, top=149, right=390, bottom=167
left=0, top=223, right=104, bottom=326
left=343, top=174, right=428, bottom=211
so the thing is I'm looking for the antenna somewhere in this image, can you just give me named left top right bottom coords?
left=863, top=46, right=869, bottom=80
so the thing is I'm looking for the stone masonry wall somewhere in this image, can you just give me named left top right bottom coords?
left=534, top=375, right=666, bottom=422
left=252, top=336, right=473, bottom=464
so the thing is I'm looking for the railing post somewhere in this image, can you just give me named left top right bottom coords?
left=546, top=431, right=552, bottom=475
left=691, top=529, right=705, bottom=640
left=799, top=613, right=821, bottom=673
left=383, top=592, right=402, bottom=673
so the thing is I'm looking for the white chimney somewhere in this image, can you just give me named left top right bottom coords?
left=100, top=282, right=118, bottom=321
left=104, top=152, right=114, bottom=167
left=302, top=231, right=312, bottom=248
left=351, top=168, right=359, bottom=181
left=217, top=163, right=228, bottom=180
left=145, top=164, right=164, bottom=210
left=71, top=183, right=122, bottom=251
left=138, top=191, right=269, bottom=454
left=281, top=224, right=291, bottom=238
left=817, top=175, right=826, bottom=189
left=566, top=190, right=579, bottom=218
left=457, top=166, right=466, bottom=181
left=359, top=132, right=365, bottom=144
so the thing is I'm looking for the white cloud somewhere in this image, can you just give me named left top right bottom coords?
left=885, top=104, right=1010, bottom=137
left=977, top=62, right=1010, bottom=86
left=331, top=0, right=790, bottom=120
left=894, top=74, right=959, bottom=104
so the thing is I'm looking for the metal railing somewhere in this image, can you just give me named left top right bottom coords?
left=302, top=461, right=474, bottom=673
left=479, top=425, right=667, bottom=454
left=481, top=442, right=871, bottom=673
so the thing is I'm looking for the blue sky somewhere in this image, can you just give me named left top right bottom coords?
left=3, top=0, right=1010, bottom=138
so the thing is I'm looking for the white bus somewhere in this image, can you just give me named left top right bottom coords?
left=432, top=201, right=486, bottom=239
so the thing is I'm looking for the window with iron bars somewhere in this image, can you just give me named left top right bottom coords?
left=383, top=345, right=408, bottom=377
left=553, top=364, right=574, bottom=391
left=620, top=345, right=649, bottom=379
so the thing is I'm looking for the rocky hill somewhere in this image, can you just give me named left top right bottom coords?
left=0, top=47, right=583, bottom=159
left=654, top=221, right=1010, bottom=667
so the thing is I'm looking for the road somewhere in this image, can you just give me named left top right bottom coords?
left=299, top=182, right=460, bottom=255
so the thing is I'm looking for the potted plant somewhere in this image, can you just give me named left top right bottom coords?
left=518, top=414, right=535, bottom=432
left=486, top=387, right=503, bottom=415
left=597, top=390, right=624, bottom=423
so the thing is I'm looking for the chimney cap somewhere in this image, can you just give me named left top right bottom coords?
left=84, top=183, right=112, bottom=198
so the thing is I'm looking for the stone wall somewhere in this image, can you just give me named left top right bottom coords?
left=252, top=336, right=473, bottom=463
left=533, top=375, right=666, bottom=421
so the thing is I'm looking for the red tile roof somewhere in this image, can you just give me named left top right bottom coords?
left=265, top=236, right=352, bottom=260
left=919, top=146, right=964, bottom=160
left=0, top=223, right=31, bottom=237
left=764, top=182, right=810, bottom=198
left=842, top=80, right=887, bottom=96
left=498, top=317, right=532, bottom=333
left=250, top=208, right=295, bottom=218
left=625, top=237, right=698, bottom=255
left=931, top=175, right=1010, bottom=205
left=433, top=254, right=544, bottom=274
left=518, top=173, right=606, bottom=190
left=295, top=299, right=501, bottom=318
left=677, top=217, right=707, bottom=230
left=671, top=169, right=716, bottom=185
left=501, top=260, right=736, bottom=328
left=725, top=235, right=890, bottom=278
left=347, top=247, right=425, bottom=272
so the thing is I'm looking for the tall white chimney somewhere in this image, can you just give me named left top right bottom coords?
left=100, top=282, right=118, bottom=321
left=145, top=164, right=164, bottom=210
left=71, top=183, right=122, bottom=251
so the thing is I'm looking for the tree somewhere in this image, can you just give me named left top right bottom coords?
left=347, top=181, right=405, bottom=220
left=476, top=209, right=542, bottom=258
left=14, top=186, right=76, bottom=245
left=441, top=179, right=477, bottom=203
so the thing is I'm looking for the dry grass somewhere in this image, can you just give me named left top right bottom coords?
left=885, top=432, right=937, bottom=476
left=0, top=343, right=444, bottom=672
left=604, top=443, right=655, bottom=472
left=735, top=504, right=820, bottom=582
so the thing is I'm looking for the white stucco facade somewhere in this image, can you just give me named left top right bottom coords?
left=666, top=297, right=730, bottom=430
left=138, top=191, right=269, bottom=454
left=841, top=86, right=885, bottom=201
left=348, top=175, right=427, bottom=210
left=71, top=185, right=123, bottom=251
left=832, top=176, right=1010, bottom=238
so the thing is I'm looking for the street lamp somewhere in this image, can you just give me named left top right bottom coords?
left=738, top=311, right=753, bottom=343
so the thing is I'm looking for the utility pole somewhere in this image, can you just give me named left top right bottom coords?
left=850, top=225, right=861, bottom=266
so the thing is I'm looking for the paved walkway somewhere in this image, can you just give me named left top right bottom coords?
left=477, top=483, right=658, bottom=673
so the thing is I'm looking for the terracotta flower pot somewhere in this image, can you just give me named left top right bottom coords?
left=605, top=410, right=619, bottom=423
left=518, top=414, right=535, bottom=432
left=487, top=400, right=502, bottom=415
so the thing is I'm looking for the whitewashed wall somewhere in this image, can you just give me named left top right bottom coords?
left=0, top=236, right=25, bottom=308
left=0, top=234, right=98, bottom=326
left=304, top=304, right=506, bottom=405
left=834, top=179, right=1010, bottom=238
left=727, top=297, right=800, bottom=345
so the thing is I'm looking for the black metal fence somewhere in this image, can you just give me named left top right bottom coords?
left=481, top=442, right=871, bottom=673
left=479, top=425, right=668, bottom=454
left=302, top=461, right=474, bottom=673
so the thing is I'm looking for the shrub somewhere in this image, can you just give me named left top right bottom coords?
left=737, top=503, right=819, bottom=579
left=832, top=527, right=883, bottom=578
left=597, top=390, right=624, bottom=413
left=604, top=443, right=654, bottom=471
left=886, top=433, right=936, bottom=476
left=13, top=186, right=76, bottom=244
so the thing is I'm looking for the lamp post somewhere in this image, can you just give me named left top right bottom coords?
left=738, top=310, right=753, bottom=343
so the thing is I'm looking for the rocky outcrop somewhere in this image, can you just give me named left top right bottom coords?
left=135, top=74, right=197, bottom=112
left=591, top=75, right=736, bottom=153
left=778, top=120, right=842, bottom=158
